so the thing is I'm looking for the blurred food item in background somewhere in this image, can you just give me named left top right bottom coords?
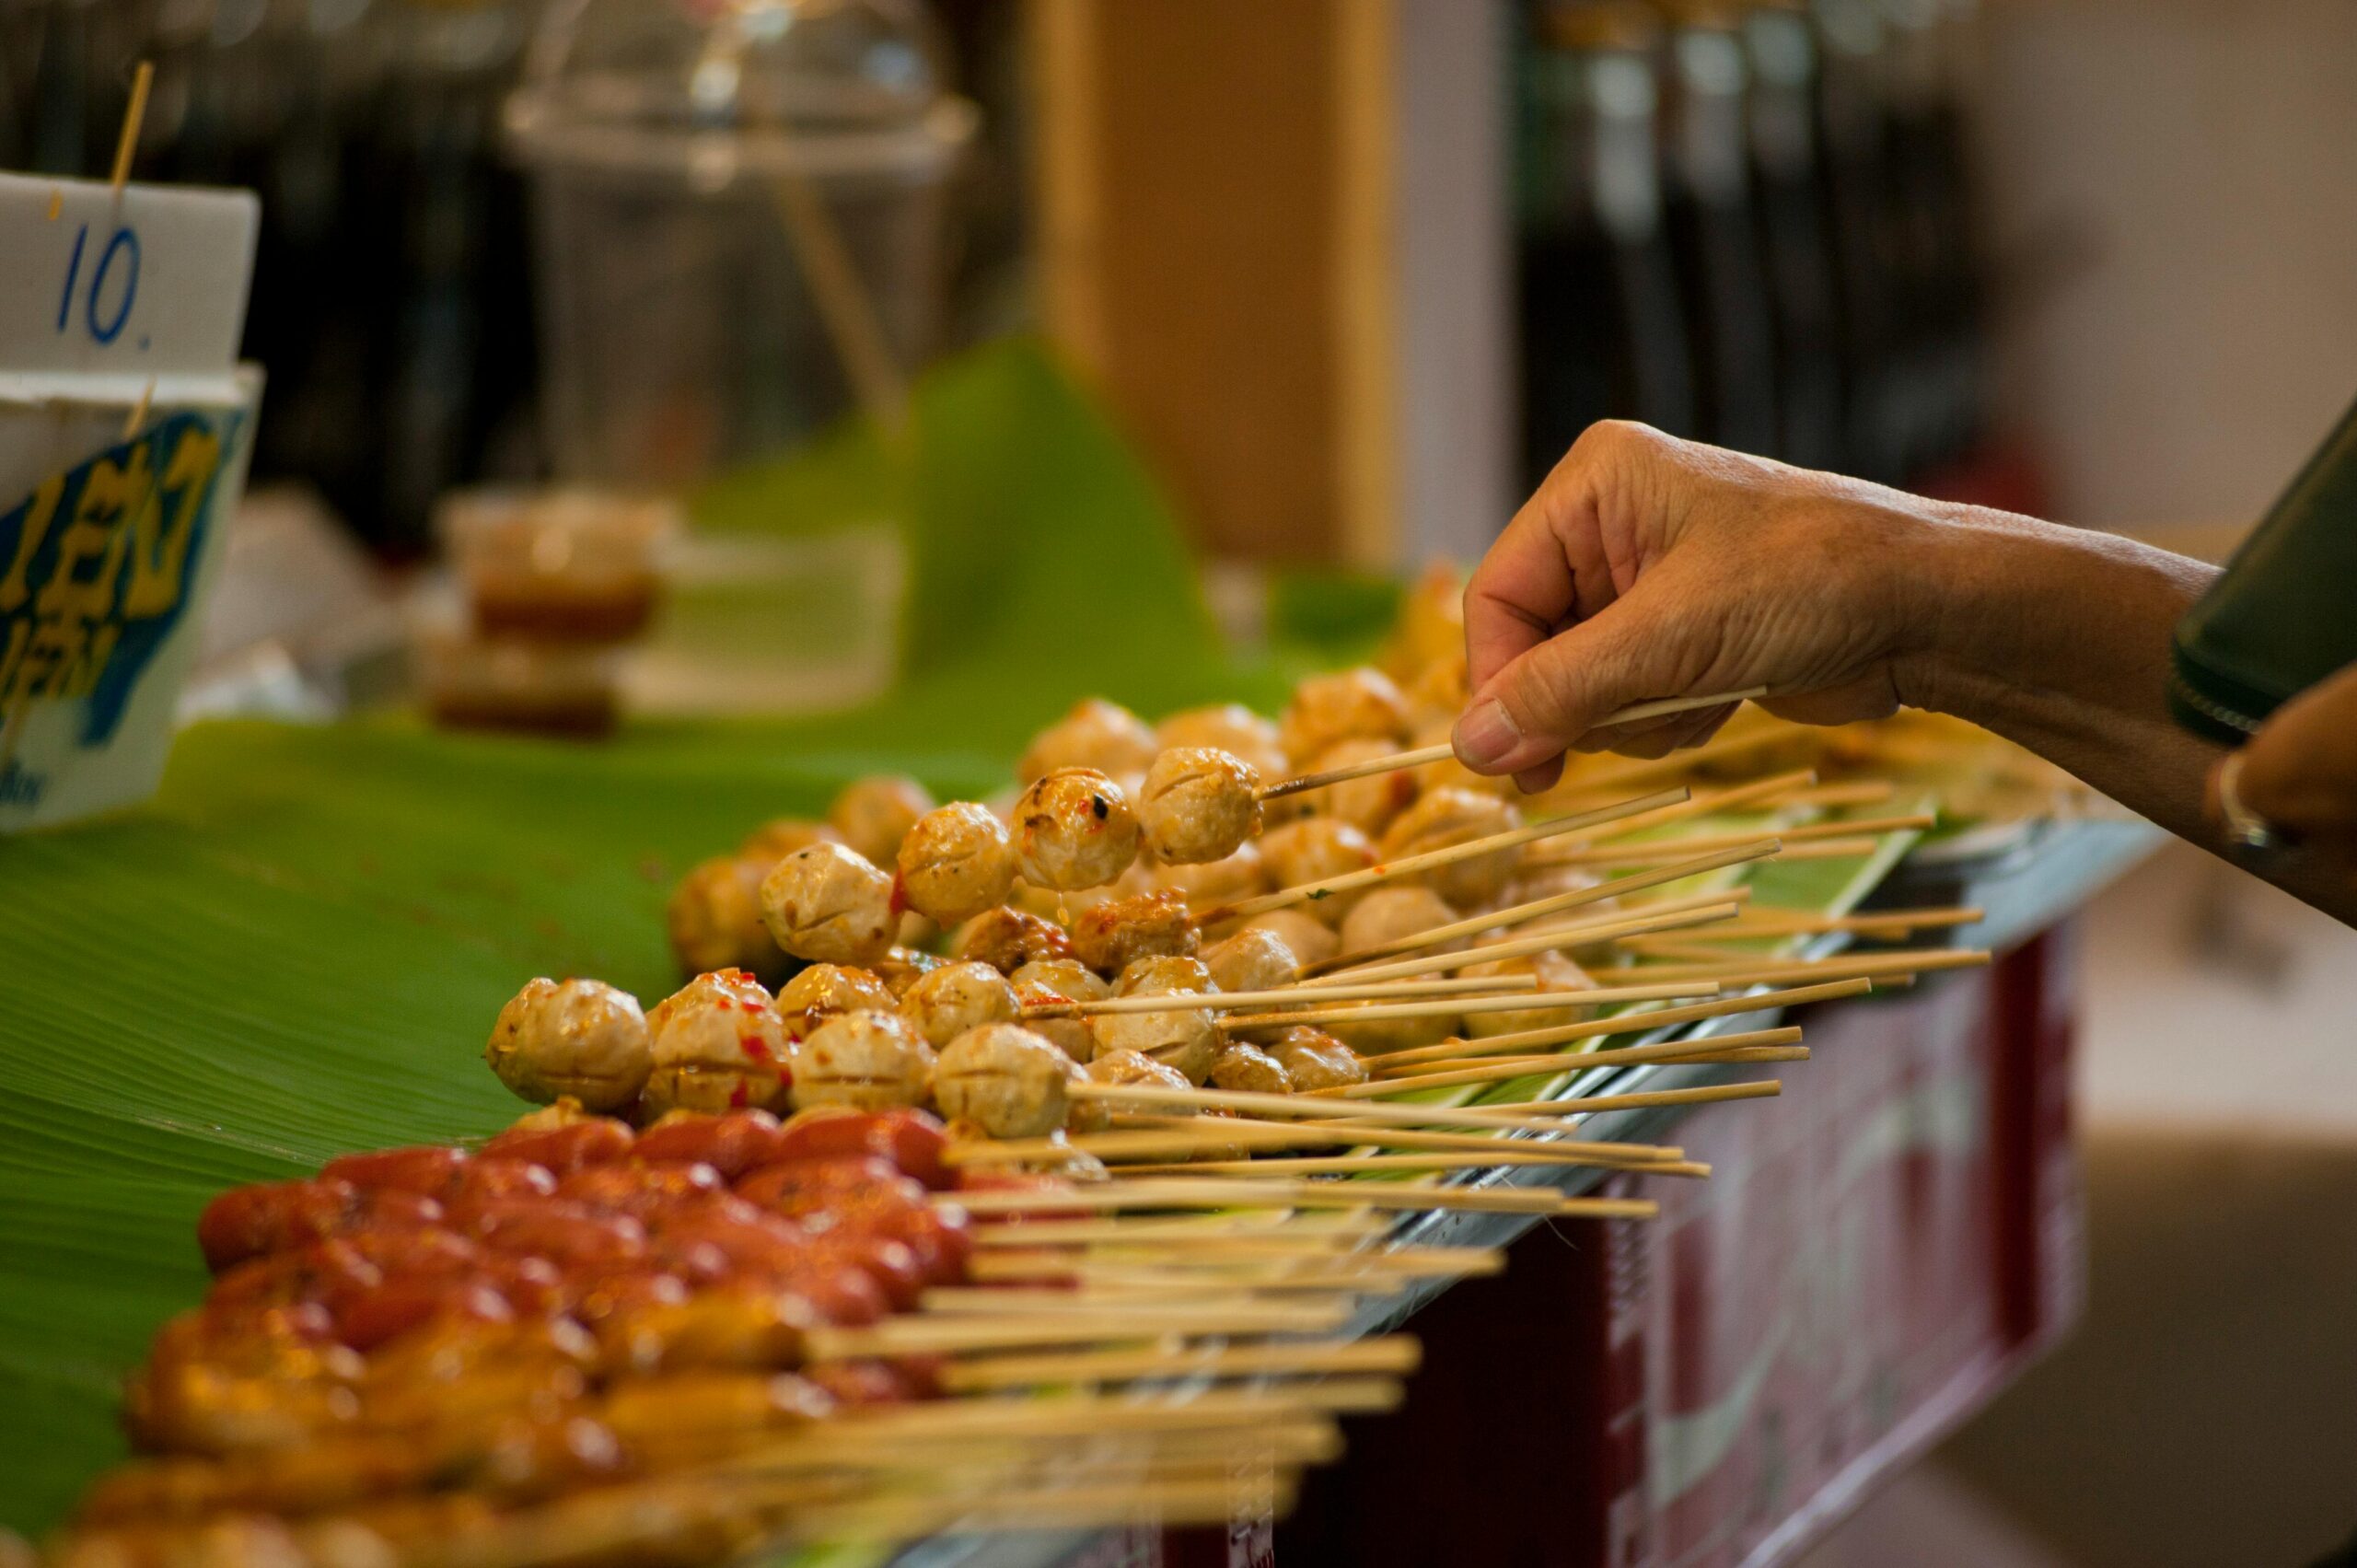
left=418, top=487, right=680, bottom=738
left=505, top=0, right=975, bottom=488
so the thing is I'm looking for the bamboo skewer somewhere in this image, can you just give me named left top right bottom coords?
left=1026, top=973, right=1539, bottom=1018
left=966, top=1215, right=1389, bottom=1248
left=807, top=1307, right=1359, bottom=1359
left=952, top=1119, right=1689, bottom=1167
left=1617, top=904, right=1985, bottom=942
left=1253, top=692, right=1764, bottom=803
left=1549, top=767, right=1822, bottom=845
left=1376, top=1037, right=1810, bottom=1074
left=1071, top=1077, right=1713, bottom=1135
left=1527, top=813, right=1935, bottom=868
left=1197, top=786, right=1690, bottom=924
left=1295, top=839, right=1782, bottom=977
left=1370, top=1023, right=1799, bottom=1082
left=1373, top=1023, right=1805, bottom=1080
left=1218, top=978, right=1720, bottom=1033
left=1359, top=976, right=1875, bottom=1069
left=1612, top=948, right=1992, bottom=988
left=934, top=1338, right=1423, bottom=1391
left=110, top=61, right=154, bottom=192
left=918, top=1290, right=1357, bottom=1324
left=1114, top=1150, right=1713, bottom=1179
left=1341, top=1051, right=1799, bottom=1102
left=943, top=1174, right=1654, bottom=1218
left=1491, top=1079, right=1783, bottom=1116
left=1300, top=898, right=1750, bottom=988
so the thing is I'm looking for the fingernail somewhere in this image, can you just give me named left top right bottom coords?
left=1454, top=700, right=1522, bottom=769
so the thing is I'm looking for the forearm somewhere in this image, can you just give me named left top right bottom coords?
left=1894, top=508, right=2226, bottom=843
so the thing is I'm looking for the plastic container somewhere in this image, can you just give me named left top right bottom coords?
left=436, top=486, right=680, bottom=642
left=505, top=0, right=975, bottom=488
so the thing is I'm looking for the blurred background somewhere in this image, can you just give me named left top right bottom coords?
left=8, top=0, right=2357, bottom=1560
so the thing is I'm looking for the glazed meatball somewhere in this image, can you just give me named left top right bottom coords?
left=665, top=856, right=787, bottom=984
left=896, top=802, right=1019, bottom=927
left=1279, top=667, right=1411, bottom=765
left=1319, top=1000, right=1457, bottom=1056
left=898, top=961, right=1020, bottom=1051
left=1071, top=890, right=1200, bottom=975
left=1258, top=819, right=1379, bottom=927
left=1156, top=703, right=1288, bottom=778
left=951, top=906, right=1077, bottom=973
left=1382, top=562, right=1468, bottom=682
left=1266, top=1027, right=1367, bottom=1092
left=1111, top=955, right=1216, bottom=997
left=1338, top=886, right=1460, bottom=958
left=874, top=946, right=945, bottom=999
left=787, top=1011, right=935, bottom=1111
left=1289, top=738, right=1422, bottom=837
left=1083, top=1048, right=1194, bottom=1114
left=933, top=1024, right=1075, bottom=1139
left=1202, top=925, right=1300, bottom=995
left=1243, top=909, right=1340, bottom=968
left=760, top=842, right=897, bottom=967
left=1014, top=769, right=1141, bottom=891
left=774, top=963, right=896, bottom=1040
left=1152, top=842, right=1269, bottom=910
left=1138, top=748, right=1262, bottom=865
left=1018, top=698, right=1161, bottom=784
left=486, top=977, right=653, bottom=1111
left=1378, top=787, right=1525, bottom=908
left=828, top=774, right=935, bottom=866
left=1208, top=1041, right=1292, bottom=1096
left=1091, top=963, right=1223, bottom=1085
left=644, top=970, right=793, bottom=1116
left=738, top=819, right=842, bottom=863
left=1010, top=970, right=1102, bottom=1063
left=1012, top=958, right=1118, bottom=1062
left=1460, top=951, right=1599, bottom=1039
left=1015, top=858, right=1155, bottom=924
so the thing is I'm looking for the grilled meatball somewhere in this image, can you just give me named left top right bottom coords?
left=1258, top=819, right=1378, bottom=928
left=1338, top=886, right=1460, bottom=958
left=760, top=842, right=896, bottom=967
left=1266, top=1027, right=1367, bottom=1092
left=950, top=907, right=1076, bottom=973
left=1071, top=890, right=1200, bottom=975
left=666, top=857, right=788, bottom=984
left=874, top=947, right=945, bottom=999
left=828, top=775, right=935, bottom=867
left=788, top=1012, right=936, bottom=1111
left=896, top=802, right=1019, bottom=927
left=1091, top=961, right=1222, bottom=1085
left=1378, top=787, right=1525, bottom=907
left=1137, top=748, right=1261, bottom=865
left=1152, top=842, right=1269, bottom=912
left=773, top=963, right=895, bottom=1041
left=1156, top=703, right=1287, bottom=778
left=1243, top=909, right=1340, bottom=968
left=1279, top=667, right=1410, bottom=765
left=1014, top=769, right=1140, bottom=891
left=1459, top=950, right=1598, bottom=1039
left=1018, top=698, right=1161, bottom=784
left=738, top=819, right=842, bottom=863
left=1202, top=925, right=1300, bottom=997
left=898, top=961, right=1020, bottom=1051
left=1083, top=1048, right=1193, bottom=1115
left=1208, top=1042, right=1291, bottom=1096
left=486, top=978, right=652, bottom=1112
left=1292, top=738, right=1422, bottom=837
left=933, top=1025, right=1075, bottom=1139
left=644, top=970, right=793, bottom=1116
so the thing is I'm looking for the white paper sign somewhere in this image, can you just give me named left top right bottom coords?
left=0, top=171, right=262, bottom=831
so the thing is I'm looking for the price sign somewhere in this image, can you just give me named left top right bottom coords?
left=0, top=171, right=261, bottom=831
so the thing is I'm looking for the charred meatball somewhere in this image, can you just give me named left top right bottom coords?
left=1014, top=769, right=1141, bottom=891
left=759, top=842, right=897, bottom=967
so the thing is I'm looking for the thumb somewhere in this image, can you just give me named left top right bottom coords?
left=1451, top=602, right=1667, bottom=778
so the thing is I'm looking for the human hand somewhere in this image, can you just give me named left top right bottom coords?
left=2209, top=660, right=2357, bottom=882
left=1453, top=422, right=1941, bottom=793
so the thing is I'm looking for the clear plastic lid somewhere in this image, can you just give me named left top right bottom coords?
left=505, top=0, right=974, bottom=182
